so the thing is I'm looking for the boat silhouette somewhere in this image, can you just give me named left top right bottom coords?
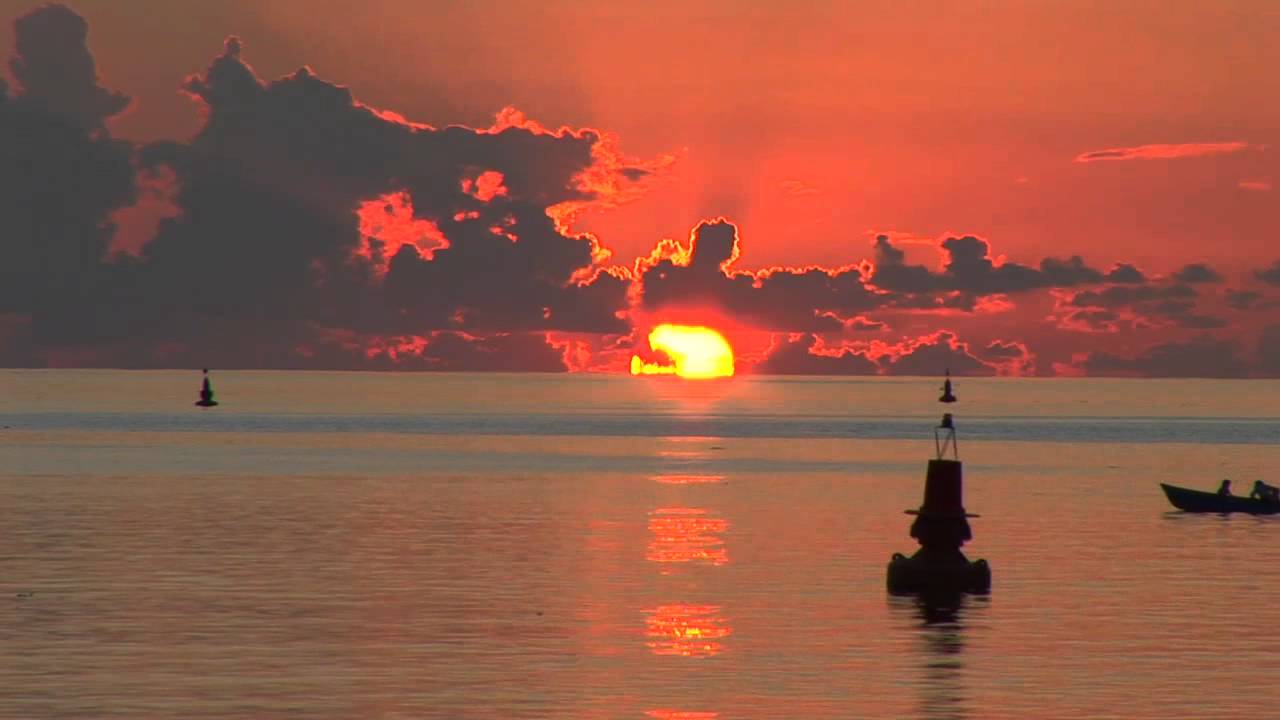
left=194, top=368, right=219, bottom=408
left=1160, top=483, right=1279, bottom=514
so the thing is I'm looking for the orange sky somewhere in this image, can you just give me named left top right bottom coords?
left=4, top=0, right=1275, bottom=271
left=0, top=0, right=1277, bottom=375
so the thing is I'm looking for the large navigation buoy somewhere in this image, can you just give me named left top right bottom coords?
left=887, top=373, right=990, bottom=596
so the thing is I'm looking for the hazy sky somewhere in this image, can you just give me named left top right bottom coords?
left=0, top=1, right=1277, bottom=375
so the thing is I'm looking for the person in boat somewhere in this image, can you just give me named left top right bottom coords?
left=1217, top=479, right=1232, bottom=496
left=1249, top=480, right=1279, bottom=503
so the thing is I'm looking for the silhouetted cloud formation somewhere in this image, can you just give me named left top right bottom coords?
left=1055, top=276, right=1231, bottom=332
left=1171, top=263, right=1222, bottom=284
left=755, top=334, right=878, bottom=375
left=0, top=7, right=638, bottom=370
left=1226, top=289, right=1263, bottom=310
left=1258, top=325, right=1280, bottom=376
left=0, top=3, right=136, bottom=347
left=879, top=331, right=996, bottom=376
left=9, top=3, right=128, bottom=131
left=139, top=36, right=637, bottom=344
left=1, top=4, right=1277, bottom=377
left=1257, top=261, right=1280, bottom=286
left=869, top=235, right=1104, bottom=295
left=1069, top=335, right=1249, bottom=378
left=636, top=219, right=875, bottom=331
left=1104, top=264, right=1146, bottom=284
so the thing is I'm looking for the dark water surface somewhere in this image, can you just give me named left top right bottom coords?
left=2, top=371, right=1278, bottom=718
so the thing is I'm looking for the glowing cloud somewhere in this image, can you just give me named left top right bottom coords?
left=631, top=324, right=735, bottom=379
left=1074, top=141, right=1256, bottom=163
left=355, top=191, right=449, bottom=275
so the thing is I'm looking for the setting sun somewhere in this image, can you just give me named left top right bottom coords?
left=630, top=324, right=735, bottom=379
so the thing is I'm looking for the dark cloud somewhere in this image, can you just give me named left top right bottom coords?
left=1067, top=283, right=1196, bottom=309
left=0, top=6, right=1272, bottom=378
left=137, top=37, right=635, bottom=343
left=0, top=314, right=41, bottom=366
left=9, top=3, right=129, bottom=131
left=983, top=340, right=1027, bottom=359
left=0, top=4, right=137, bottom=347
left=981, top=340, right=1035, bottom=376
left=1226, top=289, right=1262, bottom=310
left=1258, top=325, right=1280, bottom=377
left=1072, top=335, right=1250, bottom=378
left=1058, top=308, right=1121, bottom=333
left=843, top=316, right=887, bottom=332
left=1063, top=277, right=1233, bottom=329
left=869, top=235, right=1104, bottom=295
left=1257, top=260, right=1280, bottom=286
left=1141, top=299, right=1226, bottom=329
left=753, top=334, right=878, bottom=375
left=754, top=330, right=1021, bottom=377
left=638, top=224, right=1114, bottom=334
left=99, top=328, right=569, bottom=372
left=869, top=236, right=937, bottom=292
left=0, top=8, right=640, bottom=369
left=880, top=331, right=996, bottom=377
left=637, top=219, right=875, bottom=331
left=407, top=331, right=567, bottom=372
left=1104, top=263, right=1146, bottom=284
left=1171, top=263, right=1222, bottom=284
left=747, top=333, right=880, bottom=371
left=1060, top=281, right=1224, bottom=330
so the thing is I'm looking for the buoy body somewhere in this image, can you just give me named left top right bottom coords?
left=939, top=378, right=957, bottom=403
left=887, top=459, right=991, bottom=595
left=195, top=374, right=218, bottom=408
left=887, top=552, right=990, bottom=596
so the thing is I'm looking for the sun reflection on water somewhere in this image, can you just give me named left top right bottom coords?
left=647, top=507, right=729, bottom=567
left=644, top=603, right=732, bottom=657
left=651, top=474, right=725, bottom=485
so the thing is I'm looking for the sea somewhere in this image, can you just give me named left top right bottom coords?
left=1, top=370, right=1279, bottom=719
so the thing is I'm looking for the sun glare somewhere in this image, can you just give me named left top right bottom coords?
left=630, top=324, right=735, bottom=379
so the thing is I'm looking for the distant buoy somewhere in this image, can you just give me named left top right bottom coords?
left=195, top=368, right=219, bottom=408
left=939, top=369, right=957, bottom=403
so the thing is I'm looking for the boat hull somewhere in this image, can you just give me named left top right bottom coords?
left=1160, top=483, right=1280, bottom=515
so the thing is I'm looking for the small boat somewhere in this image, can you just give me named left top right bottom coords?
left=1160, top=483, right=1280, bottom=515
left=195, top=368, right=219, bottom=408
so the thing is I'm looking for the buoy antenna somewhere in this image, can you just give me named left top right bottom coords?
left=934, top=372, right=959, bottom=460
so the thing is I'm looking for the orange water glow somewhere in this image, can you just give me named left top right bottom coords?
left=644, top=603, right=732, bottom=657
left=647, top=507, right=729, bottom=567
left=652, top=474, right=725, bottom=485
left=630, top=324, right=735, bottom=379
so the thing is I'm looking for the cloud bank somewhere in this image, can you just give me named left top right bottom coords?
left=2, top=4, right=1279, bottom=377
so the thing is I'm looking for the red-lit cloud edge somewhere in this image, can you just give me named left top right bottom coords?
left=2, top=5, right=1279, bottom=377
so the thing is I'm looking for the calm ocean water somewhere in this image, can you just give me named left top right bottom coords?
left=1, top=370, right=1278, bottom=719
